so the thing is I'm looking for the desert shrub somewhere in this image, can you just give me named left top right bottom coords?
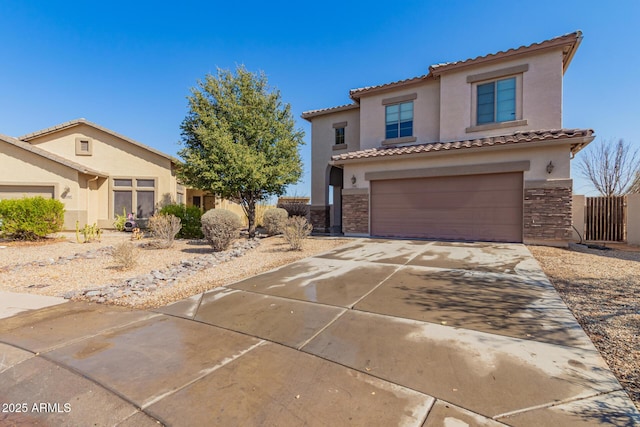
left=159, top=204, right=203, bottom=239
left=277, top=200, right=309, bottom=218
left=283, top=216, right=313, bottom=251
left=111, top=241, right=138, bottom=270
left=148, top=214, right=182, bottom=248
left=0, top=197, right=64, bottom=240
left=201, top=209, right=241, bottom=252
left=262, top=208, right=288, bottom=236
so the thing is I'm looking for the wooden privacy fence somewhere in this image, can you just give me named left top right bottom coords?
left=584, top=196, right=626, bottom=242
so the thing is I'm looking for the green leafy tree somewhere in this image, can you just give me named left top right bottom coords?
left=178, top=66, right=304, bottom=237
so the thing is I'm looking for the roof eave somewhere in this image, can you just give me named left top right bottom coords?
left=331, top=134, right=595, bottom=165
left=349, top=75, right=433, bottom=101
left=430, top=32, right=583, bottom=76
left=20, top=118, right=178, bottom=164
left=562, top=33, right=582, bottom=74
left=301, top=103, right=360, bottom=121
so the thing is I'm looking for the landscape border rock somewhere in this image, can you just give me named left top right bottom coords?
left=64, top=239, right=260, bottom=304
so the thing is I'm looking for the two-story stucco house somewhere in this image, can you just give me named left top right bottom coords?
left=302, top=31, right=594, bottom=247
left=0, top=118, right=208, bottom=230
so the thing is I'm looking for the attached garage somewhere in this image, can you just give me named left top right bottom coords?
left=370, top=172, right=523, bottom=242
left=0, top=185, right=54, bottom=200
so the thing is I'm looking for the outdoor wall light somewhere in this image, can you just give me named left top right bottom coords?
left=546, top=161, right=554, bottom=174
left=61, top=186, right=70, bottom=198
left=351, top=175, right=357, bottom=185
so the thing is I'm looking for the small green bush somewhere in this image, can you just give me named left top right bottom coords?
left=283, top=216, right=313, bottom=251
left=0, top=197, right=65, bottom=240
left=201, top=209, right=241, bottom=251
left=159, top=204, right=203, bottom=239
left=262, top=208, right=288, bottom=236
left=113, top=207, right=127, bottom=231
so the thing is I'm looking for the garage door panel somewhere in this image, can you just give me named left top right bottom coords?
left=370, top=172, right=522, bottom=242
left=372, top=189, right=521, bottom=208
left=0, top=185, right=55, bottom=200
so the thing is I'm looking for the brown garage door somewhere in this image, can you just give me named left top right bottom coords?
left=0, top=185, right=54, bottom=200
left=370, top=172, right=523, bottom=242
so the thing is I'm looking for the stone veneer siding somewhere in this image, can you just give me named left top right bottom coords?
left=342, top=193, right=369, bottom=234
left=310, top=206, right=330, bottom=234
left=523, top=185, right=572, bottom=242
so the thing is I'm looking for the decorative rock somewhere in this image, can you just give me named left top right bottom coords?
left=66, top=238, right=261, bottom=304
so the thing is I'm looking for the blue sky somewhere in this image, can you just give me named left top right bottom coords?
left=1, top=0, right=638, bottom=197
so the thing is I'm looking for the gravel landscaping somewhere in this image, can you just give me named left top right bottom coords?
left=529, top=243, right=640, bottom=411
left=0, top=230, right=350, bottom=309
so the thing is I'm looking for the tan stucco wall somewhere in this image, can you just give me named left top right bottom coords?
left=343, top=144, right=571, bottom=192
left=310, top=108, right=360, bottom=206
left=0, top=141, right=87, bottom=230
left=627, top=194, right=640, bottom=246
left=358, top=81, right=440, bottom=151
left=27, top=124, right=177, bottom=226
left=572, top=195, right=586, bottom=242
left=439, top=49, right=564, bottom=142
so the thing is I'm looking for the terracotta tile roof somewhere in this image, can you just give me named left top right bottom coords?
left=19, top=118, right=178, bottom=163
left=349, top=74, right=431, bottom=100
left=429, top=31, right=582, bottom=75
left=0, top=133, right=109, bottom=177
left=301, top=103, right=359, bottom=120
left=331, top=129, right=594, bottom=163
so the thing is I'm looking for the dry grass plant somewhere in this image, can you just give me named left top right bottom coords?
left=283, top=216, right=312, bottom=250
left=148, top=214, right=182, bottom=248
left=111, top=241, right=139, bottom=270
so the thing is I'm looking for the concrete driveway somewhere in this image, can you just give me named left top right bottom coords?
left=1, top=239, right=638, bottom=426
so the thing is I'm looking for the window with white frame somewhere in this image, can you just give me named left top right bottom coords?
left=385, top=101, right=413, bottom=139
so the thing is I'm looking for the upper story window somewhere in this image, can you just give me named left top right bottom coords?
left=466, top=64, right=528, bottom=133
left=477, top=77, right=516, bottom=125
left=335, top=127, right=345, bottom=145
left=385, top=101, right=413, bottom=139
left=332, top=121, right=348, bottom=150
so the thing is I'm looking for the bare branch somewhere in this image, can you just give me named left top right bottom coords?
left=578, top=138, right=640, bottom=196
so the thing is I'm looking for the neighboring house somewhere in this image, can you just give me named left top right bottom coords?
left=0, top=118, right=213, bottom=230
left=302, top=31, right=594, bottom=247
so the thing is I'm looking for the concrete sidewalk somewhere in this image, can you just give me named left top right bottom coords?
left=0, top=290, right=66, bottom=319
left=0, top=239, right=638, bottom=426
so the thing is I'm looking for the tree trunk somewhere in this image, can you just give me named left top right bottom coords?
left=247, top=199, right=256, bottom=238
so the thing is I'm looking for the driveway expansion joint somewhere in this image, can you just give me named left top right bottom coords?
left=140, top=340, right=267, bottom=409
left=492, top=388, right=627, bottom=420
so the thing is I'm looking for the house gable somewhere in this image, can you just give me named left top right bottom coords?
left=2, top=120, right=180, bottom=230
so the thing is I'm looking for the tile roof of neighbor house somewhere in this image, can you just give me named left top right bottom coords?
left=301, top=103, right=360, bottom=120
left=331, top=129, right=594, bottom=164
left=19, top=118, right=179, bottom=164
left=301, top=31, right=583, bottom=116
left=0, top=133, right=109, bottom=177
